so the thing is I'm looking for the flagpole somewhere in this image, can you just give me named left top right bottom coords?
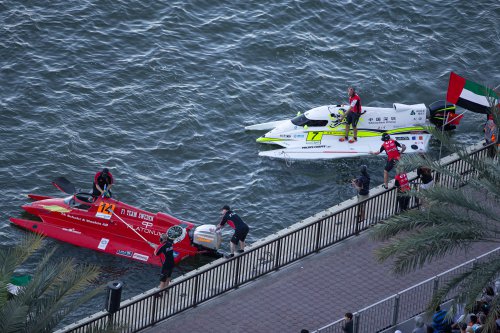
left=438, top=109, right=449, bottom=160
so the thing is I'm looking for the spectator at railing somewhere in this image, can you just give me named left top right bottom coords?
left=475, top=288, right=494, bottom=317
left=480, top=286, right=494, bottom=305
left=351, top=164, right=370, bottom=223
left=415, top=161, right=434, bottom=210
left=432, top=305, right=452, bottom=333
left=457, top=322, right=467, bottom=333
left=477, top=313, right=487, bottom=332
left=342, top=312, right=353, bottom=333
left=412, top=315, right=427, bottom=333
left=466, top=314, right=478, bottom=332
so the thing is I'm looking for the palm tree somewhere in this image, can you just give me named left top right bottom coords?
left=372, top=104, right=500, bottom=332
left=0, top=233, right=103, bottom=333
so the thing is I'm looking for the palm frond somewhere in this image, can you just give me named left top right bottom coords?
left=372, top=204, right=495, bottom=242
left=424, top=188, right=500, bottom=227
left=429, top=257, right=500, bottom=311
left=24, top=261, right=101, bottom=333
left=376, top=222, right=488, bottom=274
left=483, top=295, right=500, bottom=333
left=0, top=235, right=104, bottom=332
left=0, top=234, right=44, bottom=280
left=0, top=300, right=29, bottom=333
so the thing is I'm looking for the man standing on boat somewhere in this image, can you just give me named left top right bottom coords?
left=92, top=168, right=113, bottom=198
left=370, top=133, right=406, bottom=189
left=216, top=205, right=249, bottom=259
left=339, top=86, right=362, bottom=143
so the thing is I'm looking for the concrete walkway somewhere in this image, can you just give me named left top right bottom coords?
left=142, top=227, right=497, bottom=333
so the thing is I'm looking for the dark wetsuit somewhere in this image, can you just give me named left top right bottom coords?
left=92, top=171, right=114, bottom=197
left=155, top=239, right=174, bottom=282
left=219, top=211, right=250, bottom=245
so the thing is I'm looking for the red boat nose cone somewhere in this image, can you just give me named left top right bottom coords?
left=22, top=204, right=49, bottom=217
left=21, top=204, right=38, bottom=215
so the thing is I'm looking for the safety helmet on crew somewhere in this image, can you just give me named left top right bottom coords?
left=382, top=133, right=390, bottom=141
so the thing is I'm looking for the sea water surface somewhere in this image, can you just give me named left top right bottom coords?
left=1, top=0, right=499, bottom=325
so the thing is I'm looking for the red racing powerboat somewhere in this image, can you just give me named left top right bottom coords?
left=9, top=177, right=222, bottom=266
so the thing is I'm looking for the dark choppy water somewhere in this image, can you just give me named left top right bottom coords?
left=1, top=0, right=499, bottom=325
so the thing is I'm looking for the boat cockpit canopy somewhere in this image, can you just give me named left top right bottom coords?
left=291, top=114, right=328, bottom=127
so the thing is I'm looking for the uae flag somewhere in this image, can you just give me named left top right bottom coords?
left=446, top=72, right=498, bottom=114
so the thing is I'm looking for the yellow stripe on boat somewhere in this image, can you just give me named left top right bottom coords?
left=41, top=205, right=72, bottom=213
left=256, top=137, right=287, bottom=143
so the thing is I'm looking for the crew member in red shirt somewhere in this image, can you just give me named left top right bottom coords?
left=370, top=133, right=406, bottom=189
left=394, top=168, right=411, bottom=212
left=92, top=168, right=114, bottom=198
left=339, top=86, right=362, bottom=143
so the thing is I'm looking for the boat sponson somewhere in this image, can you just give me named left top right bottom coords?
left=9, top=217, right=165, bottom=266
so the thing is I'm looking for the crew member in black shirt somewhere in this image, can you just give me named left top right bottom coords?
left=154, top=233, right=175, bottom=291
left=216, top=205, right=250, bottom=259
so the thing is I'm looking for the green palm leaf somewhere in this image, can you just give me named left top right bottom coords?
left=0, top=234, right=112, bottom=333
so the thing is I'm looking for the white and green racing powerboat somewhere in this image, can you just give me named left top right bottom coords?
left=245, top=101, right=460, bottom=160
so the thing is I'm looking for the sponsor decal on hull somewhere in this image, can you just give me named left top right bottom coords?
left=118, top=209, right=154, bottom=222
left=132, top=253, right=149, bottom=261
left=62, top=213, right=109, bottom=227
left=135, top=226, right=162, bottom=237
left=98, top=238, right=109, bottom=250
left=116, top=250, right=133, bottom=257
left=96, top=202, right=115, bottom=220
left=62, top=228, right=81, bottom=234
left=302, top=145, right=327, bottom=149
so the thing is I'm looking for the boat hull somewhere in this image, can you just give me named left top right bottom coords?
left=10, top=194, right=203, bottom=266
left=248, top=103, right=433, bottom=160
left=259, top=131, right=431, bottom=160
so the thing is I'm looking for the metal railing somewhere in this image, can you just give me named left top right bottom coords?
left=60, top=143, right=492, bottom=333
left=314, top=246, right=500, bottom=333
